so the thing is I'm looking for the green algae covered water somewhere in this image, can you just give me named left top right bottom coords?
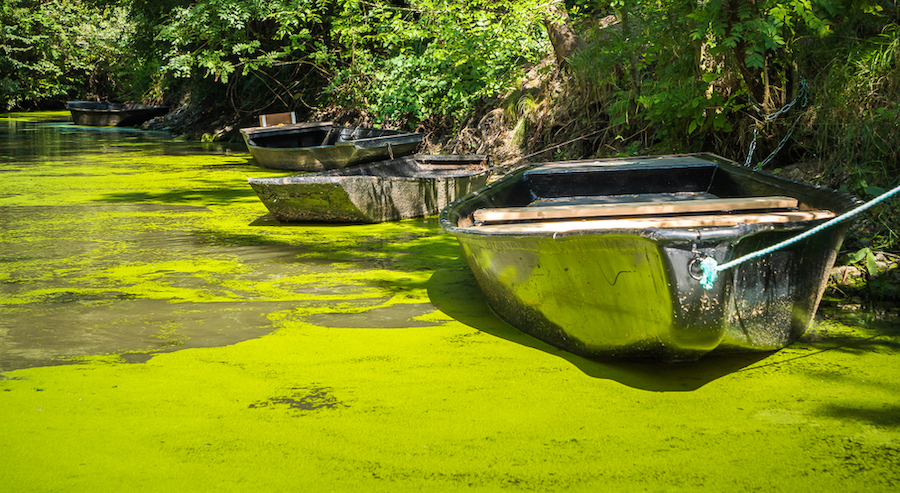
left=1, top=112, right=899, bottom=491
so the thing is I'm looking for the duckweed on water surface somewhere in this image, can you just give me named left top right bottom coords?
left=1, top=113, right=899, bottom=491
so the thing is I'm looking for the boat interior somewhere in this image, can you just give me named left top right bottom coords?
left=248, top=124, right=403, bottom=149
left=458, top=156, right=840, bottom=232
left=323, top=155, right=491, bottom=179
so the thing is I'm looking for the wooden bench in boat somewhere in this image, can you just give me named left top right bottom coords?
left=473, top=196, right=800, bottom=223
left=467, top=196, right=835, bottom=232
left=259, top=112, right=297, bottom=127
left=470, top=210, right=835, bottom=233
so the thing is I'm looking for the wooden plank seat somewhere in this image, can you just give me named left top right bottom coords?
left=470, top=210, right=836, bottom=233
left=473, top=196, right=800, bottom=223
left=259, top=112, right=297, bottom=127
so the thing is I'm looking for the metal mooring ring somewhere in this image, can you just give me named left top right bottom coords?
left=688, top=257, right=705, bottom=280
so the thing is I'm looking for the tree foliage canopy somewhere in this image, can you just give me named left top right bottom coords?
left=1, top=0, right=135, bottom=109
left=124, top=0, right=549, bottom=125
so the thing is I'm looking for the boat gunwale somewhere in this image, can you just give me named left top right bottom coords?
left=439, top=152, right=861, bottom=241
left=240, top=122, right=423, bottom=150
left=247, top=154, right=491, bottom=186
left=66, top=101, right=169, bottom=114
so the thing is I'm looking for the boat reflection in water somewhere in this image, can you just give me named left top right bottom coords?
left=440, top=153, right=860, bottom=362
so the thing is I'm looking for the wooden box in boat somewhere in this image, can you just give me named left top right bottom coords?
left=439, top=153, right=860, bottom=361
left=240, top=121, right=423, bottom=171
left=249, top=154, right=491, bottom=223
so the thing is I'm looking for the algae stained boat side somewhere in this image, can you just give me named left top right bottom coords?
left=249, top=154, right=491, bottom=223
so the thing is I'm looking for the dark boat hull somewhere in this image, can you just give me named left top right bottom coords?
left=439, top=154, right=860, bottom=361
left=67, top=101, right=168, bottom=127
left=249, top=155, right=491, bottom=223
left=240, top=122, right=423, bottom=171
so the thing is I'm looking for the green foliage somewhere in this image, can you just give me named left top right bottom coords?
left=126, top=0, right=548, bottom=126
left=845, top=247, right=880, bottom=277
left=154, top=0, right=326, bottom=83
left=563, top=1, right=894, bottom=159
left=1, top=0, right=136, bottom=108
left=567, top=0, right=746, bottom=153
left=326, top=0, right=549, bottom=126
left=689, top=0, right=886, bottom=110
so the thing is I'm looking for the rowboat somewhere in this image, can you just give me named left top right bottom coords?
left=67, top=101, right=168, bottom=127
left=249, top=154, right=491, bottom=223
left=240, top=121, right=423, bottom=171
left=439, top=153, right=860, bottom=361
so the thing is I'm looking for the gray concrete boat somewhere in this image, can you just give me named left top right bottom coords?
left=240, top=121, right=423, bottom=171
left=440, top=153, right=860, bottom=361
left=249, top=154, right=491, bottom=223
left=67, top=101, right=168, bottom=127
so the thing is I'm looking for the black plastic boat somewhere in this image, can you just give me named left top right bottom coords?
left=67, top=101, right=168, bottom=127
left=440, top=153, right=860, bottom=361
left=240, top=121, right=423, bottom=171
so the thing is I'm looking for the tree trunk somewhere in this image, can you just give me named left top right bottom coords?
left=543, top=1, right=583, bottom=68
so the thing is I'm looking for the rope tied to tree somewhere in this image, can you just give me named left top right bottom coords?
left=699, top=182, right=900, bottom=290
left=743, top=76, right=810, bottom=170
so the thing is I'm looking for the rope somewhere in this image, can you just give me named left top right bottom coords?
left=744, top=76, right=810, bottom=170
left=486, top=128, right=605, bottom=175
left=699, top=183, right=900, bottom=290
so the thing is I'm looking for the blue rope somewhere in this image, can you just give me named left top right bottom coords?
left=700, top=183, right=900, bottom=290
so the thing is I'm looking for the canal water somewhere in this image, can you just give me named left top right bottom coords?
left=0, top=112, right=451, bottom=372
left=1, top=112, right=897, bottom=374
left=3, top=112, right=900, bottom=492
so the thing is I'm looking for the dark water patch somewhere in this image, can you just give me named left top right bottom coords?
left=2, top=212, right=368, bottom=371
left=0, top=299, right=302, bottom=372
left=248, top=386, right=349, bottom=412
left=305, top=303, right=439, bottom=328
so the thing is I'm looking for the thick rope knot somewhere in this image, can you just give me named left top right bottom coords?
left=699, top=257, right=720, bottom=290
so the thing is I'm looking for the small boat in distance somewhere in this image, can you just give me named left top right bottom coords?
left=440, top=153, right=860, bottom=362
left=249, top=154, right=491, bottom=223
left=240, top=121, right=423, bottom=171
left=67, top=101, right=168, bottom=127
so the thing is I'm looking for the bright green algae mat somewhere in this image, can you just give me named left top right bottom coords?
left=2, top=113, right=900, bottom=491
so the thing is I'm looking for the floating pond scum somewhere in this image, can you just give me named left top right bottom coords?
left=3, top=114, right=900, bottom=492
left=441, top=153, right=861, bottom=361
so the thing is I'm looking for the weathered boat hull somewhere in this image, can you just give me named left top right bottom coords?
left=249, top=154, right=491, bottom=223
left=67, top=101, right=168, bottom=127
left=439, top=154, right=860, bottom=361
left=240, top=122, right=423, bottom=171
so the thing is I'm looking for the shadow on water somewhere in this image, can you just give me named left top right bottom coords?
left=426, top=258, right=772, bottom=392
left=786, top=304, right=900, bottom=359
left=97, top=187, right=257, bottom=207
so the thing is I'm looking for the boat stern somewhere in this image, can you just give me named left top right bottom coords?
left=454, top=231, right=736, bottom=361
